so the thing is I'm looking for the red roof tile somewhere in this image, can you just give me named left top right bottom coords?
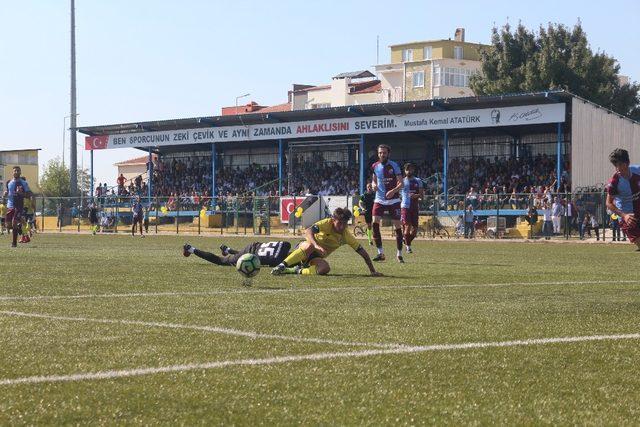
left=349, top=80, right=382, bottom=94
left=114, top=154, right=157, bottom=166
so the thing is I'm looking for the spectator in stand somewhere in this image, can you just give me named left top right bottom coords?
left=541, top=200, right=553, bottom=240
left=610, top=213, right=622, bottom=242
left=466, top=187, right=478, bottom=209
left=56, top=203, right=64, bottom=230
left=117, top=173, right=126, bottom=195
left=464, top=205, right=475, bottom=239
left=552, top=197, right=563, bottom=234
left=525, top=206, right=539, bottom=239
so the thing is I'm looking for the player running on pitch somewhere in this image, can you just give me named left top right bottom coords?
left=183, top=240, right=291, bottom=267
left=271, top=207, right=382, bottom=276
left=371, top=144, right=404, bottom=263
left=358, top=182, right=375, bottom=246
left=606, top=148, right=640, bottom=250
left=3, top=166, right=34, bottom=248
left=400, top=163, right=424, bottom=254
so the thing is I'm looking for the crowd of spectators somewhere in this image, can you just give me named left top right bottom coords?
left=104, top=153, right=571, bottom=208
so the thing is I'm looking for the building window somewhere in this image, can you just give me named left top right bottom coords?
left=454, top=46, right=463, bottom=60
left=433, top=65, right=441, bottom=86
left=402, top=49, right=413, bottom=62
left=412, top=71, right=425, bottom=88
left=433, top=66, right=472, bottom=87
left=423, top=46, right=432, bottom=60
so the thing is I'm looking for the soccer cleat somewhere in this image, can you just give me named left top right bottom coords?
left=271, top=263, right=286, bottom=275
left=368, top=240, right=374, bottom=246
left=10, top=243, right=17, bottom=248
left=397, top=255, right=405, bottom=263
left=372, top=254, right=386, bottom=262
left=406, top=246, right=412, bottom=253
left=220, top=244, right=229, bottom=256
left=183, top=244, right=192, bottom=257
left=293, top=265, right=303, bottom=275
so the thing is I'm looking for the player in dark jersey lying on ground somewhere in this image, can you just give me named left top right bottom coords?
left=182, top=240, right=291, bottom=267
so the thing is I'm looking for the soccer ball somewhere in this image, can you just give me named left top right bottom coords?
left=236, top=253, right=261, bottom=278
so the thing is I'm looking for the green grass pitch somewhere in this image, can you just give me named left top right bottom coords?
left=1, top=233, right=640, bottom=424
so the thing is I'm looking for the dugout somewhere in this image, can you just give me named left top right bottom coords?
left=79, top=90, right=640, bottom=209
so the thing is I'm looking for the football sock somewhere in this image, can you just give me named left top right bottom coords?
left=300, top=265, right=317, bottom=275
left=395, top=228, right=403, bottom=251
left=404, top=232, right=411, bottom=245
left=372, top=223, right=382, bottom=249
left=283, top=248, right=307, bottom=267
left=12, top=227, right=18, bottom=246
left=366, top=228, right=373, bottom=242
left=187, top=246, right=195, bottom=254
left=227, top=247, right=238, bottom=255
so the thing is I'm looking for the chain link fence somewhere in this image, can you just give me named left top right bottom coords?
left=30, top=192, right=616, bottom=242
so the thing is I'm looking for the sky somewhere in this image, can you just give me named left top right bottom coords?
left=1, top=0, right=638, bottom=185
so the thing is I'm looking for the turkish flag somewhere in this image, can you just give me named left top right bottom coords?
left=280, top=197, right=304, bottom=223
left=85, top=135, right=109, bottom=150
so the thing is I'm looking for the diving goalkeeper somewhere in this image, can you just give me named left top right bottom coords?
left=271, top=207, right=382, bottom=276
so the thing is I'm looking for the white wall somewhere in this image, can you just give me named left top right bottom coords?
left=571, top=98, right=640, bottom=188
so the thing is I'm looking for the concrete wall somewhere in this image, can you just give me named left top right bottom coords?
left=391, top=40, right=485, bottom=63
left=404, top=62, right=432, bottom=101
left=571, top=98, right=640, bottom=188
left=1, top=164, right=40, bottom=193
left=117, top=164, right=147, bottom=183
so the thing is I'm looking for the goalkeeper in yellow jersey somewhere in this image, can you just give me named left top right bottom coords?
left=271, top=207, right=382, bottom=276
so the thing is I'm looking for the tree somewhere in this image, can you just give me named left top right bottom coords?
left=40, top=158, right=70, bottom=198
left=470, top=22, right=640, bottom=121
left=40, top=157, right=91, bottom=198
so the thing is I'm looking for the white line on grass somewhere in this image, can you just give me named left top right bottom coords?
left=1, top=332, right=639, bottom=386
left=0, top=279, right=638, bottom=302
left=0, top=310, right=405, bottom=349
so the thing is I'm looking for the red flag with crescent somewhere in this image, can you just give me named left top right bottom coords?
left=85, top=135, right=108, bottom=150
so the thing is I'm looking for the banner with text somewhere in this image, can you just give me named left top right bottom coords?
left=85, top=103, right=566, bottom=150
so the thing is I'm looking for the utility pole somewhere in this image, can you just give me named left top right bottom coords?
left=69, top=0, right=78, bottom=196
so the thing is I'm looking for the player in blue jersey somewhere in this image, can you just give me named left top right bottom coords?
left=131, top=196, right=145, bottom=237
left=400, top=163, right=424, bottom=253
left=3, top=166, right=34, bottom=248
left=371, top=144, right=404, bottom=263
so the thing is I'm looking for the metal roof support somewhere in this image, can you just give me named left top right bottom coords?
left=90, top=149, right=94, bottom=199
left=359, top=134, right=365, bottom=194
left=278, top=139, right=284, bottom=196
left=544, top=91, right=562, bottom=103
left=347, top=106, right=367, bottom=117
left=443, top=129, right=449, bottom=204
left=147, top=147, right=153, bottom=203
left=265, top=113, right=283, bottom=123
left=211, top=142, right=217, bottom=207
left=136, top=124, right=154, bottom=132
left=430, top=100, right=448, bottom=111
left=556, top=122, right=563, bottom=192
left=197, top=118, right=218, bottom=126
